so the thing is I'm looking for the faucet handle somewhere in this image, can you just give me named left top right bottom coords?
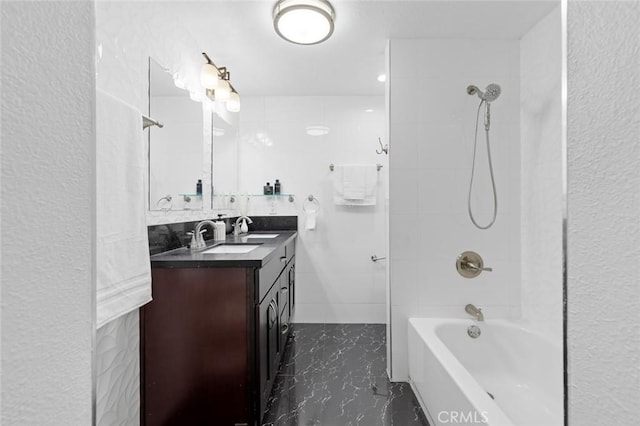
left=456, top=251, right=492, bottom=278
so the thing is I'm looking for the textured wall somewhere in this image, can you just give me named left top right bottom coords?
left=388, top=39, right=522, bottom=380
left=520, top=6, right=564, bottom=342
left=567, top=1, right=640, bottom=424
left=96, top=311, right=140, bottom=425
left=239, top=96, right=387, bottom=323
left=1, top=2, right=94, bottom=424
left=97, top=1, right=216, bottom=227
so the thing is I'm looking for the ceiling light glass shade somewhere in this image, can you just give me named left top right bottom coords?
left=200, top=63, right=220, bottom=89
left=227, top=91, right=241, bottom=112
left=215, top=79, right=231, bottom=101
left=305, top=125, right=330, bottom=136
left=273, top=0, right=335, bottom=45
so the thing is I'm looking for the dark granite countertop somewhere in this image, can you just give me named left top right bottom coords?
left=150, top=231, right=297, bottom=269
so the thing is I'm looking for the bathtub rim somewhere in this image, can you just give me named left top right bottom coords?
left=408, top=317, right=563, bottom=426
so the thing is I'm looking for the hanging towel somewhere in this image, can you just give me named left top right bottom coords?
left=333, top=164, right=378, bottom=206
left=305, top=210, right=318, bottom=230
left=96, top=89, right=152, bottom=329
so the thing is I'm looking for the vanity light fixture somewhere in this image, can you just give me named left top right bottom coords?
left=377, top=74, right=386, bottom=83
left=215, top=78, right=232, bottom=102
left=273, top=0, right=335, bottom=45
left=226, top=89, right=241, bottom=113
left=201, top=52, right=240, bottom=112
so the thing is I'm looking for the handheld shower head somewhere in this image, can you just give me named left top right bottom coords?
left=466, top=83, right=501, bottom=102
left=483, top=84, right=501, bottom=102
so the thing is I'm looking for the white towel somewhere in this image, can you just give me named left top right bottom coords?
left=333, top=164, right=378, bottom=206
left=305, top=210, right=318, bottom=230
left=96, top=89, right=152, bottom=329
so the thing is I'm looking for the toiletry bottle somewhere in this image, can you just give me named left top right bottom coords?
left=214, top=214, right=226, bottom=241
left=264, top=182, right=270, bottom=195
left=274, top=179, right=281, bottom=195
left=196, top=179, right=202, bottom=195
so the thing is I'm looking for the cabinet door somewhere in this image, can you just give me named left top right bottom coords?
left=267, top=289, right=280, bottom=382
left=279, top=283, right=290, bottom=351
left=288, top=260, right=295, bottom=319
left=258, top=282, right=280, bottom=418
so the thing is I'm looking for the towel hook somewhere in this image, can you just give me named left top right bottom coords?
left=303, top=195, right=320, bottom=212
left=156, top=195, right=172, bottom=212
left=376, top=137, right=388, bottom=155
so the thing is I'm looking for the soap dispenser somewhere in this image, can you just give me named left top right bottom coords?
left=214, top=214, right=226, bottom=241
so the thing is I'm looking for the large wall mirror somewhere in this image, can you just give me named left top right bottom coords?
left=211, top=110, right=239, bottom=212
left=148, top=58, right=206, bottom=211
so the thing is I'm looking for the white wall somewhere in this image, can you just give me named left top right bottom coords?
left=1, top=2, right=94, bottom=424
left=520, top=6, right=563, bottom=342
left=239, top=96, right=388, bottom=323
left=388, top=39, right=522, bottom=380
left=567, top=1, right=640, bottom=424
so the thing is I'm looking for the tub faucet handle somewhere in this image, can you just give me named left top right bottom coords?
left=467, top=261, right=492, bottom=272
left=456, top=251, right=492, bottom=278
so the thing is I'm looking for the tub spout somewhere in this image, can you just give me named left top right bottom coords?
left=465, top=304, right=484, bottom=321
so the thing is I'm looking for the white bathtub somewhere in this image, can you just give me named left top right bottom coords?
left=408, top=318, right=563, bottom=426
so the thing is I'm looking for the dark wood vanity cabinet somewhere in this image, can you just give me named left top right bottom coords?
left=142, top=237, right=295, bottom=426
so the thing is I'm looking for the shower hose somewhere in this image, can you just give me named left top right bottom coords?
left=468, top=100, right=498, bottom=230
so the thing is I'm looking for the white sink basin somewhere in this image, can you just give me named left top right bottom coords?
left=202, top=245, right=260, bottom=254
left=244, top=234, right=280, bottom=239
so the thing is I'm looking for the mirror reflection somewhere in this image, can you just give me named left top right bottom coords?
left=211, top=110, right=239, bottom=212
left=148, top=58, right=205, bottom=211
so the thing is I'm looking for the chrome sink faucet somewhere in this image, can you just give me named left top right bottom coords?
left=234, top=215, right=253, bottom=236
left=465, top=304, right=484, bottom=321
left=191, top=220, right=217, bottom=250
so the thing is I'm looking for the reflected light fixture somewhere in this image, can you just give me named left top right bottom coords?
left=201, top=52, right=240, bottom=112
left=305, top=125, right=330, bottom=136
left=377, top=74, right=386, bottom=83
left=273, top=0, right=335, bottom=45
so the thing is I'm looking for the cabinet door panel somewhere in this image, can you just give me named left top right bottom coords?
left=288, top=261, right=295, bottom=319
left=144, top=268, right=249, bottom=426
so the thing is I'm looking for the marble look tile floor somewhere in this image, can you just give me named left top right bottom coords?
left=262, top=324, right=430, bottom=426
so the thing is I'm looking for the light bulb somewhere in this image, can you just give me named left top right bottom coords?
left=215, top=79, right=231, bottom=101
left=227, top=91, right=241, bottom=112
left=200, top=63, right=220, bottom=89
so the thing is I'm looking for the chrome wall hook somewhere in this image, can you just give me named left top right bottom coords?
left=376, top=137, right=388, bottom=155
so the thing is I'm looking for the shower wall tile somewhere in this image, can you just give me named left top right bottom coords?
left=239, top=96, right=388, bottom=324
left=520, top=6, right=563, bottom=342
left=388, top=38, right=521, bottom=381
left=389, top=169, right=420, bottom=215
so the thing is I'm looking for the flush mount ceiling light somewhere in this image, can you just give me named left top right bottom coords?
left=200, top=52, right=240, bottom=112
left=273, top=0, right=335, bottom=45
